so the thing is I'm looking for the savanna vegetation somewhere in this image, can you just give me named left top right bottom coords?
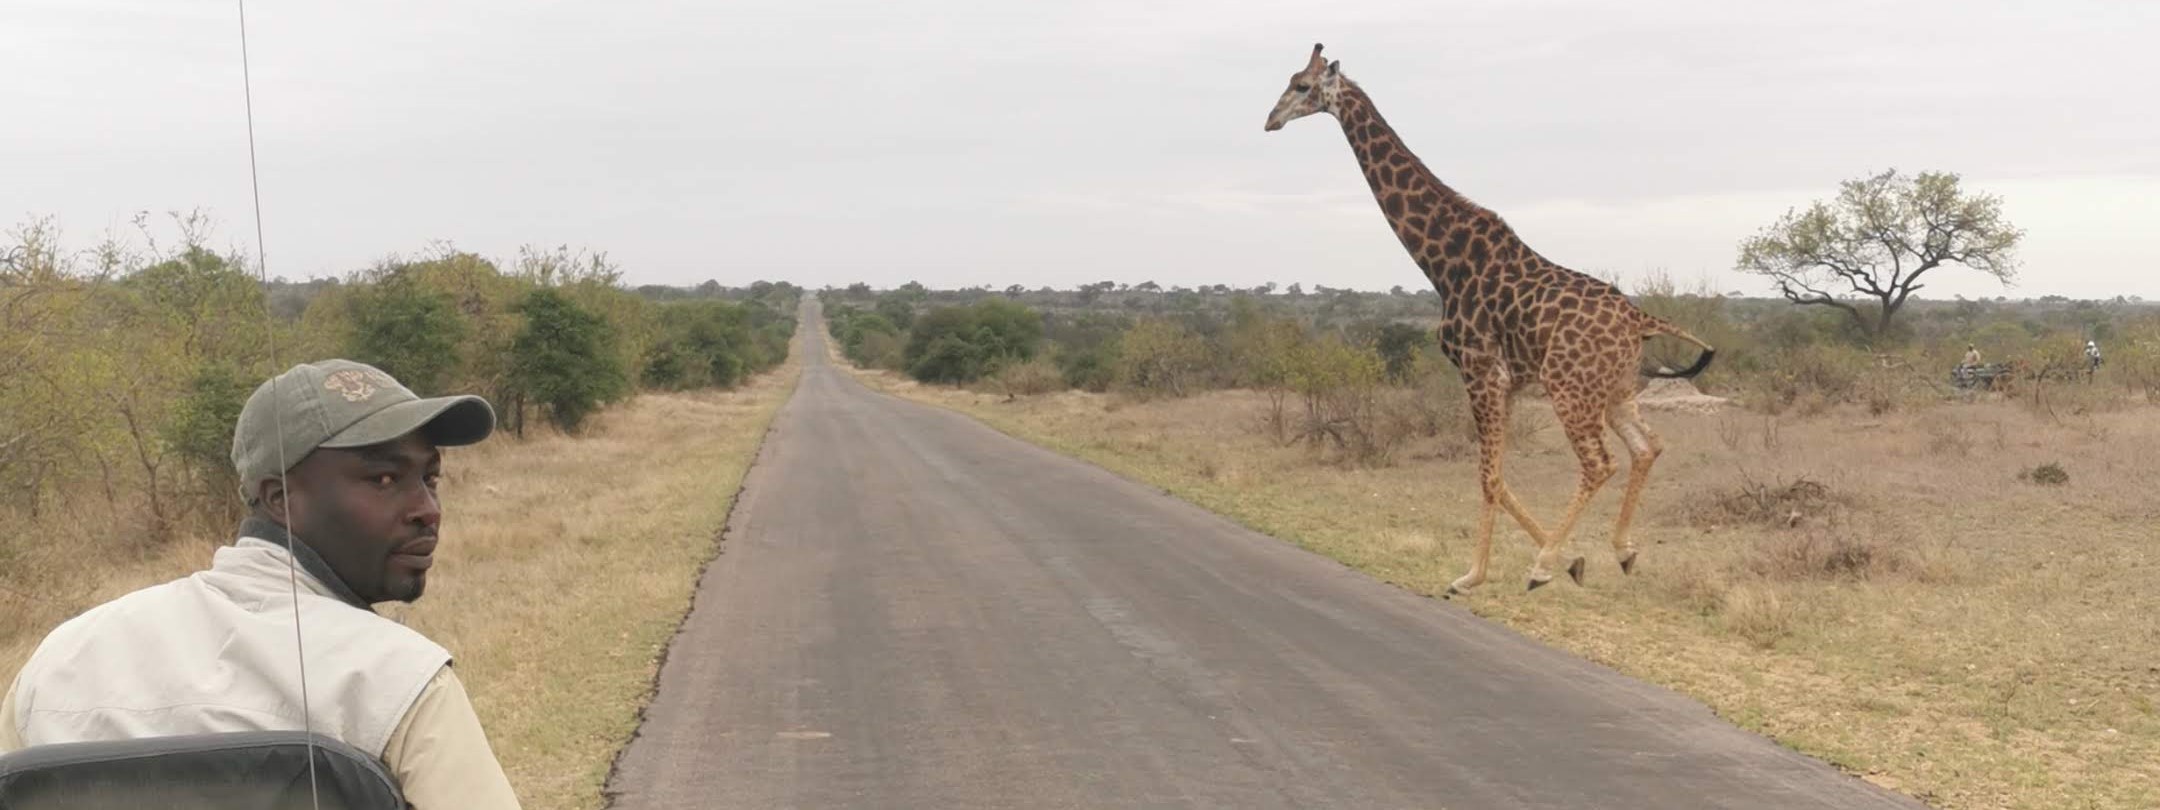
left=823, top=269, right=2158, bottom=465
left=821, top=170, right=2160, bottom=810
left=1, top=209, right=806, bottom=809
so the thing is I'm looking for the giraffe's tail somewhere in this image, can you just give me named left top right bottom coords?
left=1639, top=315, right=1716, bottom=379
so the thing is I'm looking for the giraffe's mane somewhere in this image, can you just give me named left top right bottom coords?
left=1336, top=77, right=1557, bottom=273
left=1337, top=79, right=1475, bottom=209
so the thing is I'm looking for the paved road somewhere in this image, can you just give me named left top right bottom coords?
left=604, top=302, right=1924, bottom=810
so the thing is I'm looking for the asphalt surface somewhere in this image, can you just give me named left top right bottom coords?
left=603, top=303, right=1926, bottom=810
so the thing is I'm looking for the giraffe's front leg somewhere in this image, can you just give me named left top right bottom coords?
left=1448, top=502, right=1497, bottom=597
left=1450, top=364, right=1542, bottom=597
left=1496, top=485, right=1563, bottom=590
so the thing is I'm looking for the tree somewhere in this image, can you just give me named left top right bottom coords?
left=875, top=296, right=916, bottom=332
left=367, top=250, right=524, bottom=405
left=161, top=361, right=253, bottom=521
left=1738, top=169, right=2023, bottom=340
left=1373, top=322, right=1433, bottom=383
left=901, top=299, right=1043, bottom=384
left=126, top=246, right=263, bottom=361
left=643, top=300, right=766, bottom=390
left=345, top=276, right=468, bottom=395
left=508, top=288, right=628, bottom=433
left=1113, top=318, right=1211, bottom=398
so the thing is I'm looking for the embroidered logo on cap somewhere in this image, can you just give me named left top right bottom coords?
left=323, top=368, right=399, bottom=402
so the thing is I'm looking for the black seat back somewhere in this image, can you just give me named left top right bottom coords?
left=0, top=730, right=403, bottom=810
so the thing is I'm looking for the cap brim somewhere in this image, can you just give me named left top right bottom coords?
left=319, top=395, right=496, bottom=450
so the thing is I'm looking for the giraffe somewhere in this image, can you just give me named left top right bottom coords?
left=1264, top=44, right=1716, bottom=595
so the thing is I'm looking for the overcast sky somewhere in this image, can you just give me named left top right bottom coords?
left=5, top=0, right=2156, bottom=300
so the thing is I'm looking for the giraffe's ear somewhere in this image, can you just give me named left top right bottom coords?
left=1325, top=60, right=1340, bottom=76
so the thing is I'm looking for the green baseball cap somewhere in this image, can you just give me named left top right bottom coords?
left=231, top=359, right=496, bottom=501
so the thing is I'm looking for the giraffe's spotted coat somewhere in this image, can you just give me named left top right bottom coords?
left=1265, top=43, right=1716, bottom=593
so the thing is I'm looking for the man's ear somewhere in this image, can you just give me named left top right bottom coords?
left=257, top=478, right=292, bottom=527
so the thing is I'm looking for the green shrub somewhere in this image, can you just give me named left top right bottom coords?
left=1114, top=318, right=1212, bottom=398
left=345, top=276, right=468, bottom=395
left=510, top=288, right=628, bottom=433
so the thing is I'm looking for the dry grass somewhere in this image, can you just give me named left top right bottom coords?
left=843, top=360, right=2160, bottom=810
left=1, top=522, right=220, bottom=676
left=2, top=344, right=802, bottom=809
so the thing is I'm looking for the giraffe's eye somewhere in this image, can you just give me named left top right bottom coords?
left=1293, top=83, right=1311, bottom=93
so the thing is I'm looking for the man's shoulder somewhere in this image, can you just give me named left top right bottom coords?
left=295, top=596, right=450, bottom=660
left=24, top=560, right=448, bottom=678
left=12, top=556, right=452, bottom=756
left=27, top=574, right=198, bottom=656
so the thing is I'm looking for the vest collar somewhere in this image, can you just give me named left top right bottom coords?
left=236, top=514, right=377, bottom=613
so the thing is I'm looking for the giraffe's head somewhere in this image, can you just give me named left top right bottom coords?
left=1263, top=43, right=1344, bottom=132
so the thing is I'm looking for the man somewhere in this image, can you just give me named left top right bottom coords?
left=1963, top=343, right=1983, bottom=367
left=1, top=359, right=520, bottom=808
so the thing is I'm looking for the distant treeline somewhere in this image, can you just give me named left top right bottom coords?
left=1, top=212, right=798, bottom=540
left=823, top=275, right=2160, bottom=464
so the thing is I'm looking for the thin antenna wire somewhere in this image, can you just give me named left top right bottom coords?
left=238, top=2, right=321, bottom=806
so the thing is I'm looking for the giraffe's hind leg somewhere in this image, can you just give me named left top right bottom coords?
left=1535, top=382, right=1619, bottom=589
left=1606, top=398, right=1664, bottom=574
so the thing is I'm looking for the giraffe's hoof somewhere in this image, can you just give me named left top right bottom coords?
left=1527, top=576, right=1551, bottom=592
left=1443, top=586, right=1459, bottom=600
left=1619, top=551, right=1638, bottom=575
left=1567, top=557, right=1586, bottom=586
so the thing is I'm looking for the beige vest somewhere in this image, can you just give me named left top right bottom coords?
left=10, top=537, right=449, bottom=757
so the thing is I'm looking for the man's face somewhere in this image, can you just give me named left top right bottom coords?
left=279, top=432, right=445, bottom=604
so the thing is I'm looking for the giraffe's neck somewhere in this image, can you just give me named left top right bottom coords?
left=1333, top=83, right=1516, bottom=291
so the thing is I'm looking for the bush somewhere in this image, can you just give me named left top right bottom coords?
left=1043, top=311, right=1129, bottom=393
left=1750, top=342, right=1873, bottom=412
left=640, top=342, right=691, bottom=389
left=161, top=361, right=253, bottom=516
left=986, top=356, right=1066, bottom=397
left=1373, top=322, right=1433, bottom=384
left=854, top=330, right=905, bottom=370
left=902, top=299, right=1042, bottom=385
left=1057, top=343, right=1118, bottom=392
left=345, top=275, right=468, bottom=395
left=1744, top=523, right=1908, bottom=582
left=909, top=333, right=987, bottom=384
left=1398, top=350, right=1475, bottom=459
left=509, top=288, right=629, bottom=433
left=1629, top=271, right=1750, bottom=394
left=1720, top=584, right=1797, bottom=649
left=1114, top=318, right=1212, bottom=398
left=642, top=299, right=778, bottom=390
left=1683, top=475, right=1854, bottom=529
left=838, top=313, right=900, bottom=367
left=1289, top=333, right=1404, bottom=466
left=2021, top=462, right=2069, bottom=485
